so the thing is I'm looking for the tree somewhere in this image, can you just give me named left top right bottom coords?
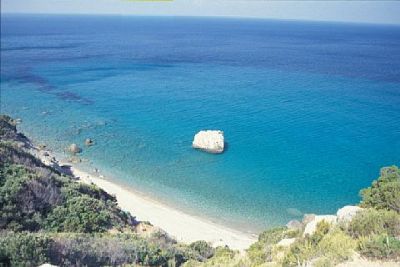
left=360, top=166, right=400, bottom=213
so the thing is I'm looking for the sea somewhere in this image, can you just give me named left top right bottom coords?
left=1, top=14, right=399, bottom=234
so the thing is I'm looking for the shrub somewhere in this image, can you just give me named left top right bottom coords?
left=50, top=233, right=157, bottom=266
left=0, top=142, right=55, bottom=176
left=0, top=164, right=52, bottom=231
left=247, top=240, right=267, bottom=265
left=263, top=226, right=299, bottom=243
left=282, top=238, right=316, bottom=267
left=0, top=232, right=190, bottom=267
left=283, top=224, right=355, bottom=267
left=183, top=246, right=240, bottom=267
left=0, top=232, right=51, bottom=266
left=359, top=234, right=400, bottom=260
left=347, top=208, right=400, bottom=238
left=310, top=220, right=331, bottom=245
left=45, top=196, right=112, bottom=233
left=248, top=226, right=298, bottom=265
left=316, top=229, right=356, bottom=265
left=1, top=115, right=191, bottom=266
left=188, top=240, right=215, bottom=261
left=360, top=166, right=400, bottom=213
left=0, top=161, right=135, bottom=233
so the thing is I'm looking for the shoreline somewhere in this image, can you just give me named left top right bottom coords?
left=34, top=145, right=257, bottom=250
left=72, top=166, right=257, bottom=250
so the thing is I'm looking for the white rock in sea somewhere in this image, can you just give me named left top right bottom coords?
left=192, top=130, right=224, bottom=153
left=68, top=143, right=82, bottom=154
left=303, top=215, right=337, bottom=236
left=337, top=205, right=363, bottom=223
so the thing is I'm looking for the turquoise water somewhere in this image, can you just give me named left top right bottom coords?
left=1, top=15, right=400, bottom=233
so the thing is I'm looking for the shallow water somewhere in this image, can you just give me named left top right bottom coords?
left=1, top=15, right=400, bottom=233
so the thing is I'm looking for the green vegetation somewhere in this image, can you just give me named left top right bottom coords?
left=0, top=148, right=134, bottom=233
left=0, top=232, right=51, bottom=266
left=347, top=208, right=400, bottom=238
left=187, top=240, right=216, bottom=261
left=360, top=166, right=400, bottom=212
left=183, top=246, right=245, bottom=267
left=0, top=115, right=211, bottom=266
left=358, top=234, right=400, bottom=260
left=190, top=167, right=400, bottom=266
left=247, top=227, right=299, bottom=265
left=1, top=114, right=399, bottom=266
left=0, top=231, right=192, bottom=266
left=282, top=221, right=356, bottom=267
left=45, top=196, right=113, bottom=233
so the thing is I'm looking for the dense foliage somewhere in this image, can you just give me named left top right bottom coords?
left=360, top=166, right=400, bottom=213
left=359, top=234, right=400, bottom=260
left=347, top=208, right=400, bottom=238
left=0, top=231, right=195, bottom=266
left=0, top=144, right=135, bottom=233
left=0, top=232, right=51, bottom=266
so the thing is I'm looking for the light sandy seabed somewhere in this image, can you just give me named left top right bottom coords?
left=33, top=141, right=257, bottom=250
left=71, top=167, right=257, bottom=250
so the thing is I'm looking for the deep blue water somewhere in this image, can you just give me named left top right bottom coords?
left=1, top=14, right=400, bottom=233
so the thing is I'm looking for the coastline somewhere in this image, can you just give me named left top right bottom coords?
left=72, top=167, right=257, bottom=250
left=34, top=145, right=257, bottom=250
left=3, top=114, right=399, bottom=266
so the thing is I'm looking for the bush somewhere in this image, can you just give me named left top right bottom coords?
left=283, top=224, right=355, bottom=267
left=0, top=164, right=56, bottom=231
left=50, top=233, right=173, bottom=266
left=0, top=116, right=136, bottom=234
left=347, top=208, right=400, bottom=238
left=247, top=240, right=267, bottom=265
left=360, top=166, right=400, bottom=213
left=310, top=220, right=331, bottom=245
left=188, top=240, right=215, bottom=261
left=359, top=234, right=400, bottom=260
left=316, top=229, right=356, bottom=265
left=282, top=238, right=316, bottom=267
left=0, top=232, right=51, bottom=266
left=45, top=196, right=112, bottom=233
left=0, top=232, right=191, bottom=267
left=248, top=226, right=298, bottom=265
left=183, top=246, right=240, bottom=267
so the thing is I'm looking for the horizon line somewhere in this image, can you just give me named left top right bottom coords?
left=2, top=12, right=400, bottom=26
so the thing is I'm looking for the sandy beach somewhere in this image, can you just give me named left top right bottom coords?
left=71, top=167, right=257, bottom=250
left=31, top=133, right=257, bottom=250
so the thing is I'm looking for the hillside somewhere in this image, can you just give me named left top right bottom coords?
left=0, top=115, right=216, bottom=266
